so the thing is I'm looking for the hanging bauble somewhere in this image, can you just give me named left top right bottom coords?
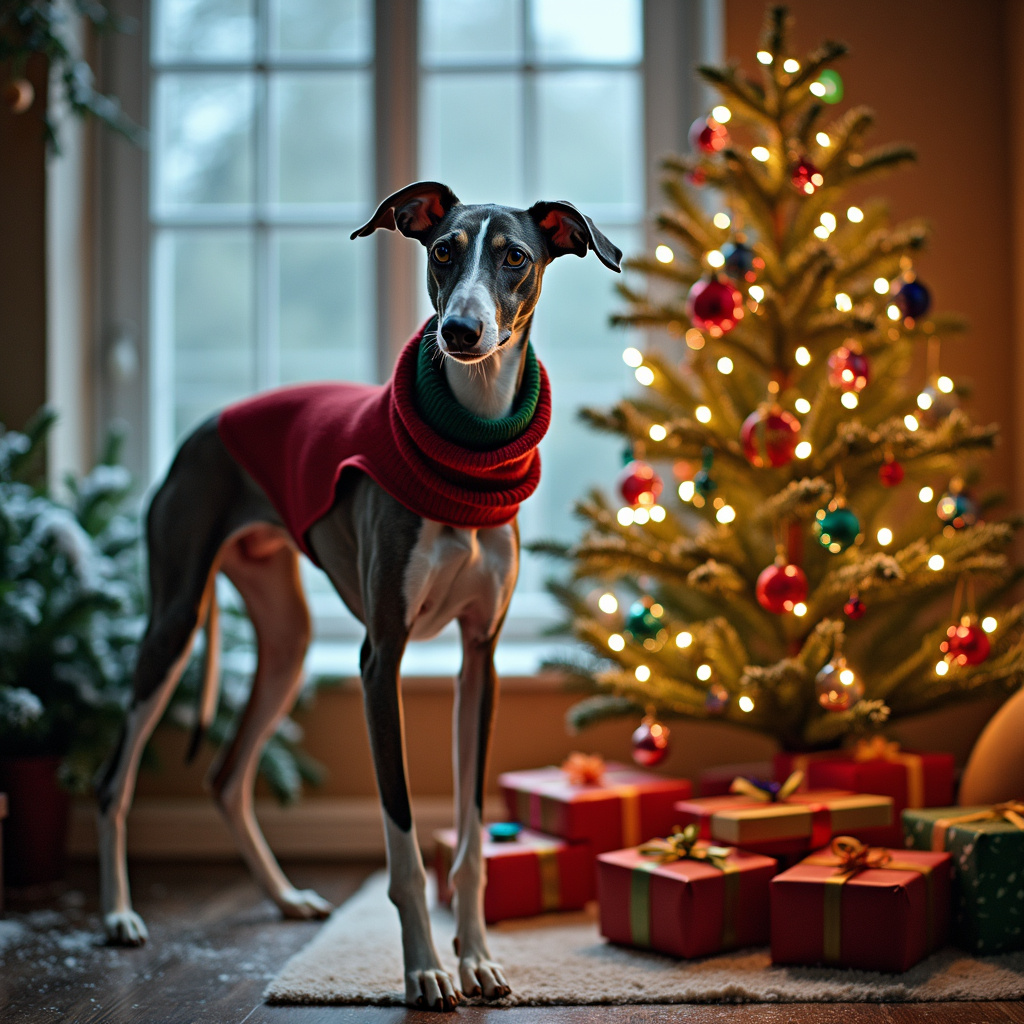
left=791, top=158, right=824, bottom=195
left=940, top=618, right=991, bottom=667
left=756, top=561, right=808, bottom=614
left=704, top=682, right=729, bottom=715
left=916, top=384, right=958, bottom=427
left=827, top=346, right=870, bottom=392
left=689, top=116, right=729, bottom=154
left=624, top=598, right=666, bottom=650
left=686, top=276, right=744, bottom=336
left=740, top=407, right=801, bottom=468
left=4, top=78, right=34, bottom=114
left=937, top=490, right=978, bottom=530
left=631, top=715, right=671, bottom=767
left=721, top=241, right=762, bottom=283
left=815, top=655, right=865, bottom=712
left=814, top=505, right=861, bottom=553
left=878, top=456, right=904, bottom=488
left=844, top=594, right=867, bottom=619
left=812, top=68, right=844, bottom=104
left=693, top=447, right=716, bottom=497
left=618, top=460, right=663, bottom=508
left=895, top=278, right=931, bottom=320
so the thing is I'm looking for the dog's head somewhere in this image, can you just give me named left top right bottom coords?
left=352, top=181, right=622, bottom=363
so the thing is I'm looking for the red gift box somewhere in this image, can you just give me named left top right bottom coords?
left=782, top=741, right=955, bottom=847
left=698, top=761, right=774, bottom=797
left=499, top=763, right=692, bottom=854
left=434, top=827, right=593, bottom=923
left=598, top=841, right=777, bottom=958
left=771, top=838, right=951, bottom=972
left=674, top=790, right=892, bottom=857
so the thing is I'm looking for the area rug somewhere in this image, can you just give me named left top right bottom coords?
left=265, top=872, right=1024, bottom=1006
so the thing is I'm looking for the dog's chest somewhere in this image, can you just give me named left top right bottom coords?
left=402, top=520, right=517, bottom=641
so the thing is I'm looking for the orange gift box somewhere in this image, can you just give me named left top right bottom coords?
left=434, top=827, right=593, bottom=923
left=499, top=763, right=692, bottom=854
left=770, top=839, right=951, bottom=972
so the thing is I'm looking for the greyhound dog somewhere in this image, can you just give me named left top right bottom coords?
left=95, top=181, right=620, bottom=1009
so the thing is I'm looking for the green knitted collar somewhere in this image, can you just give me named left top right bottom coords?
left=414, top=319, right=541, bottom=451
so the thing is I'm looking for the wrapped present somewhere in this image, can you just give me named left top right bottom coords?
left=674, top=776, right=892, bottom=857
left=784, top=739, right=955, bottom=847
left=902, top=802, right=1024, bottom=954
left=771, top=836, right=951, bottom=972
left=773, top=749, right=845, bottom=790
left=598, top=825, right=777, bottom=958
left=499, top=756, right=692, bottom=854
left=698, top=760, right=774, bottom=797
left=434, top=824, right=593, bottom=923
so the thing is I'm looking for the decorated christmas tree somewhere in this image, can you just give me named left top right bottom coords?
left=541, top=6, right=1024, bottom=756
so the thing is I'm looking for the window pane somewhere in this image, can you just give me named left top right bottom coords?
left=277, top=230, right=375, bottom=386
left=154, top=73, right=255, bottom=211
left=271, top=72, right=372, bottom=206
left=531, top=0, right=641, bottom=64
left=159, top=231, right=255, bottom=441
left=153, top=0, right=256, bottom=62
left=420, top=73, right=524, bottom=205
left=536, top=70, right=642, bottom=206
left=270, top=0, right=372, bottom=60
left=421, top=0, right=523, bottom=65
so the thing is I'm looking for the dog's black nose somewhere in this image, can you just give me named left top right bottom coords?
left=440, top=316, right=483, bottom=352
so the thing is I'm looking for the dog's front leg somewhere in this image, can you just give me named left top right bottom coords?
left=450, top=624, right=510, bottom=1000
left=362, top=638, right=462, bottom=1012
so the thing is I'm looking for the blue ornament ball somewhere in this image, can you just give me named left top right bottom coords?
left=937, top=491, right=977, bottom=529
left=814, top=506, right=861, bottom=553
left=722, top=241, right=759, bottom=281
left=895, top=279, right=931, bottom=319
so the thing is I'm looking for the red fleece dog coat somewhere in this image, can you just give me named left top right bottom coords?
left=217, top=320, right=552, bottom=564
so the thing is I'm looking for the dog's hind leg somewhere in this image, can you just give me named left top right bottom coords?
left=209, top=526, right=331, bottom=920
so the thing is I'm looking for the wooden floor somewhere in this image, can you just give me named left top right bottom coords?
left=1, top=859, right=1022, bottom=1024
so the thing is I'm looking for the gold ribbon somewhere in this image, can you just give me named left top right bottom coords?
left=804, top=836, right=936, bottom=964
left=852, top=737, right=925, bottom=809
left=536, top=846, right=562, bottom=911
left=561, top=751, right=606, bottom=785
left=618, top=784, right=641, bottom=847
left=729, top=769, right=804, bottom=802
left=929, top=801, right=1024, bottom=852
left=632, top=826, right=740, bottom=950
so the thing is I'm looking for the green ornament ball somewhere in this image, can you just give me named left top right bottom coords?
left=814, top=506, right=860, bottom=553
left=624, top=599, right=666, bottom=649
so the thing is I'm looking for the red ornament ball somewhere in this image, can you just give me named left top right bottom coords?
left=687, top=166, right=707, bottom=188
left=618, top=461, right=662, bottom=507
left=756, top=562, right=808, bottom=614
left=631, top=717, right=671, bottom=767
left=940, top=621, right=991, bottom=666
left=844, top=595, right=867, bottom=619
left=741, top=407, right=801, bottom=468
left=689, top=116, right=729, bottom=154
left=791, top=159, right=824, bottom=195
left=827, top=346, right=870, bottom=392
left=686, top=276, right=744, bottom=336
left=879, top=458, right=904, bottom=487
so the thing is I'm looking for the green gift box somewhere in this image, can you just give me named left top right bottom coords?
left=902, top=803, right=1024, bottom=954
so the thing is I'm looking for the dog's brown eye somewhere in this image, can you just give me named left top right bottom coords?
left=432, top=243, right=451, bottom=264
left=505, top=247, right=527, bottom=268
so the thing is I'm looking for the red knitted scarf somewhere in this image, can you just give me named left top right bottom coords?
left=217, top=320, right=551, bottom=564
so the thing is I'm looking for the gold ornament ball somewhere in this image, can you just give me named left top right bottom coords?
left=5, top=78, right=35, bottom=114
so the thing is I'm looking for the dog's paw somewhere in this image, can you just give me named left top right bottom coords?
left=104, top=910, right=149, bottom=946
left=277, top=888, right=333, bottom=920
left=406, top=968, right=462, bottom=1012
left=459, top=953, right=511, bottom=1001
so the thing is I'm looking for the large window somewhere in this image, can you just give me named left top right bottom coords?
left=98, top=0, right=717, bottom=671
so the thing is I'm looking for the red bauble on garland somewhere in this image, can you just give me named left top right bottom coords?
left=940, top=620, right=991, bottom=666
left=791, top=159, right=824, bottom=195
left=756, top=562, right=808, bottom=614
left=686, top=276, right=744, bottom=336
left=631, top=715, right=671, bottom=767
left=618, top=461, right=662, bottom=507
left=689, top=116, right=729, bottom=154
left=740, top=407, right=801, bottom=468
left=827, top=346, right=870, bottom=392
left=844, top=594, right=867, bottom=619
left=878, top=457, right=904, bottom=487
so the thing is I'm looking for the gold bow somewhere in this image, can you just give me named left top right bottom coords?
left=560, top=751, right=606, bottom=786
left=936, top=801, right=1024, bottom=832
left=729, top=769, right=804, bottom=802
left=638, top=824, right=733, bottom=870
left=827, top=835, right=893, bottom=876
left=853, top=735, right=901, bottom=761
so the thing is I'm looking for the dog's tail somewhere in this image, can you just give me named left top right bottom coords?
left=186, top=573, right=221, bottom=763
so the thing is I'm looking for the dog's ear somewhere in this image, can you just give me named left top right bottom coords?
left=351, top=181, right=460, bottom=241
left=528, top=200, right=622, bottom=272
